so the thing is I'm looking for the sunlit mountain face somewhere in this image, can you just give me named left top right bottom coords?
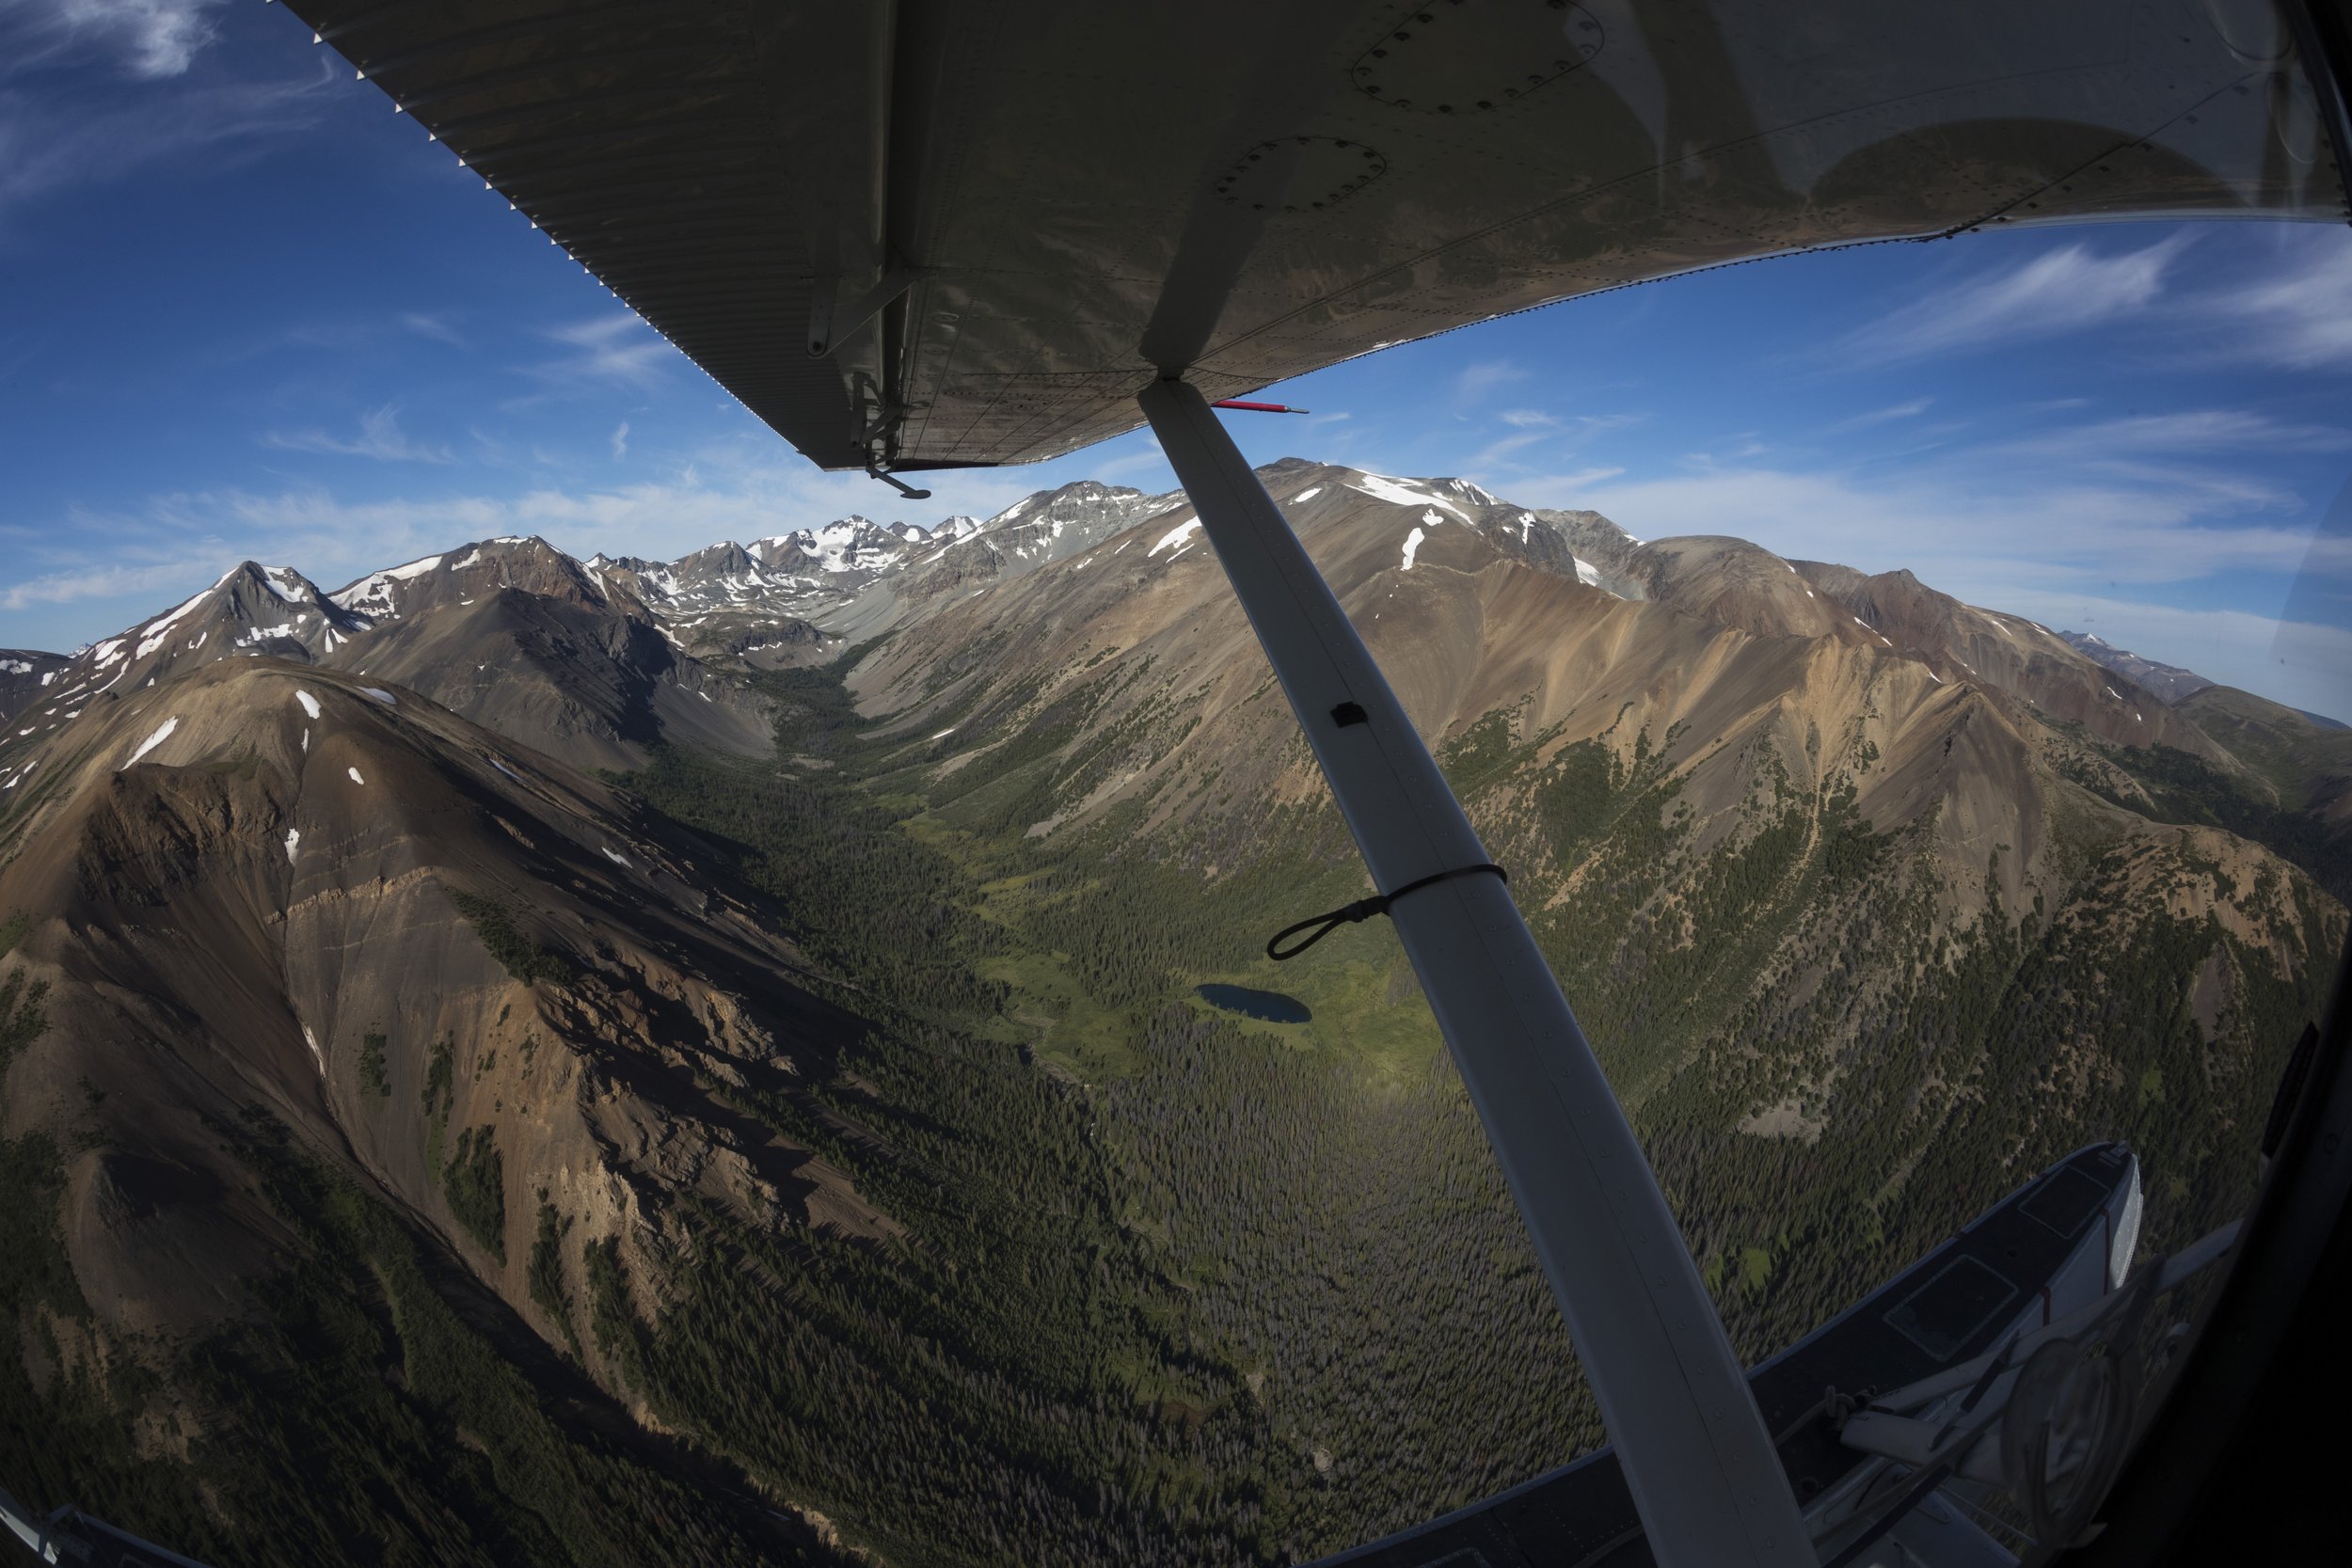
left=1, top=461, right=2342, bottom=1566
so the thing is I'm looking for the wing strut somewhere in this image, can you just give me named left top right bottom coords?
left=1138, top=377, right=1814, bottom=1568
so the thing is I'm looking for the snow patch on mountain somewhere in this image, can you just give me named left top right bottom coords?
left=1352, top=473, right=1474, bottom=524
left=333, top=554, right=444, bottom=616
left=134, top=590, right=214, bottom=657
left=120, top=717, right=179, bottom=769
left=261, top=566, right=314, bottom=603
left=1151, top=519, right=1202, bottom=557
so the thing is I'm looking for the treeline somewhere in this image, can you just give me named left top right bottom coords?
left=2076, top=739, right=2352, bottom=902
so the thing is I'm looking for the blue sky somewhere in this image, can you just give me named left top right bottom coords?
left=3, top=1, right=2349, bottom=716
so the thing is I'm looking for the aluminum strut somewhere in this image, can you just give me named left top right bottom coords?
left=1138, top=378, right=1813, bottom=1568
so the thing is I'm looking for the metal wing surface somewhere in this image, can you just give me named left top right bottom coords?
left=283, top=1, right=2348, bottom=474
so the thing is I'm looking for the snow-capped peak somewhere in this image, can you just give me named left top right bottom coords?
left=332, top=553, right=444, bottom=616
left=261, top=565, right=316, bottom=604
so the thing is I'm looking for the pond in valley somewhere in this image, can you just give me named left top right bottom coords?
left=1195, top=983, right=1311, bottom=1023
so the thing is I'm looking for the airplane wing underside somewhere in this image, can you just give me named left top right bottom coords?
left=283, top=1, right=2347, bottom=474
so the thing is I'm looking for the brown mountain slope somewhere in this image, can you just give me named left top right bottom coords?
left=834, top=461, right=2343, bottom=1230
left=0, top=660, right=879, bottom=1337
left=849, top=464, right=2197, bottom=923
left=325, top=578, right=770, bottom=771
left=0, top=650, right=1306, bottom=1568
left=2177, top=682, right=2352, bottom=832
left=322, top=537, right=774, bottom=769
left=768, top=461, right=2344, bottom=1554
left=0, top=657, right=899, bottom=1562
left=1798, top=562, right=2210, bottom=753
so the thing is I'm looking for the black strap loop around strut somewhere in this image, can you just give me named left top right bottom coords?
left=1264, top=863, right=1508, bottom=961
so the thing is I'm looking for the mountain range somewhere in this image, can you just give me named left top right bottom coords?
left=1, top=459, right=2344, bottom=1567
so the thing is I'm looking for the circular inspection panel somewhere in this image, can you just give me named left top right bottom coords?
left=1214, top=135, right=1390, bottom=212
left=1353, top=0, right=1604, bottom=114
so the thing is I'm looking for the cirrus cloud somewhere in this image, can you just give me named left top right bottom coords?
left=1, top=0, right=227, bottom=80
left=1838, top=234, right=2190, bottom=364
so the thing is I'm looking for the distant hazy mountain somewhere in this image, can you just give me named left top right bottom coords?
left=1, top=457, right=2342, bottom=1566
left=594, top=479, right=1184, bottom=663
left=2058, top=629, right=2216, bottom=705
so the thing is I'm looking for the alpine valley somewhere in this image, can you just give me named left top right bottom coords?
left=0, top=461, right=2341, bottom=1568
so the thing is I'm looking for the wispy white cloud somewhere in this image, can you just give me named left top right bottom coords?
left=1995, top=409, right=2351, bottom=461
left=1450, top=358, right=1528, bottom=405
left=1838, top=235, right=2189, bottom=364
left=1470, top=408, right=1565, bottom=466
left=0, top=0, right=227, bottom=80
left=1677, top=438, right=1772, bottom=471
left=1086, top=445, right=1174, bottom=483
left=262, top=404, right=455, bottom=464
left=0, top=552, right=229, bottom=611
left=402, top=311, right=467, bottom=348
left=1466, top=409, right=1645, bottom=470
left=609, top=420, right=629, bottom=460
left=520, top=312, right=675, bottom=394
left=1822, top=397, right=1932, bottom=434
left=1505, top=466, right=1626, bottom=504
left=1470, top=428, right=1555, bottom=467
left=1575, top=462, right=2324, bottom=593
left=0, top=61, right=331, bottom=230
left=2201, top=227, right=2352, bottom=372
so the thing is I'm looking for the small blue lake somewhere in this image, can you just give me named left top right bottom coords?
left=1195, top=984, right=1312, bottom=1024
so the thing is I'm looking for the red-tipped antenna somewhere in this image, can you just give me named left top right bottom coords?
left=1210, top=399, right=1310, bottom=414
